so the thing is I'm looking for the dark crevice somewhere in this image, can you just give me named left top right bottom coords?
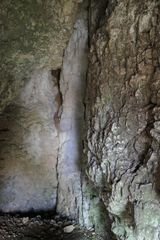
left=51, top=68, right=63, bottom=214
left=51, top=68, right=63, bottom=129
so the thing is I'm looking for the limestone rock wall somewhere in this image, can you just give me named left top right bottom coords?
left=85, top=0, right=160, bottom=239
left=1, top=0, right=160, bottom=239
left=56, top=7, right=88, bottom=219
left=0, top=1, right=90, bottom=219
left=0, top=0, right=81, bottom=112
left=0, top=70, right=59, bottom=212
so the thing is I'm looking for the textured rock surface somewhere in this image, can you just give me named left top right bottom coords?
left=0, top=70, right=59, bottom=212
left=56, top=6, right=88, bottom=220
left=0, top=0, right=80, bottom=112
left=85, top=0, right=160, bottom=239
left=0, top=1, right=90, bottom=220
left=1, top=0, right=160, bottom=239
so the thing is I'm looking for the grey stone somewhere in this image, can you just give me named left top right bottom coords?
left=85, top=0, right=160, bottom=239
left=0, top=0, right=81, bottom=112
left=63, top=225, right=75, bottom=233
left=0, top=70, right=58, bottom=212
left=1, top=0, right=160, bottom=239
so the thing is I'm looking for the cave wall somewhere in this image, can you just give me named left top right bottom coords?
left=56, top=7, right=88, bottom=219
left=85, top=0, right=160, bottom=239
left=0, top=1, right=111, bottom=237
left=0, top=0, right=81, bottom=112
left=0, top=70, right=59, bottom=212
left=0, top=0, right=90, bottom=219
left=1, top=0, right=160, bottom=239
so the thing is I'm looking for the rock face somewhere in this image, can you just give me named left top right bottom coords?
left=0, top=0, right=80, bottom=112
left=1, top=0, right=160, bottom=239
left=85, top=0, right=160, bottom=239
left=0, top=0, right=89, bottom=218
left=56, top=7, right=88, bottom=219
left=0, top=70, right=59, bottom=212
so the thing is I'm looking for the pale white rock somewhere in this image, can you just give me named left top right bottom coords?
left=22, top=217, right=29, bottom=224
left=63, top=225, right=75, bottom=233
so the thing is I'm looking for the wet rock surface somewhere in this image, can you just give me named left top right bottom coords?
left=0, top=214, right=103, bottom=240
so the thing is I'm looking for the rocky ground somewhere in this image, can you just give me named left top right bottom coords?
left=0, top=213, right=103, bottom=240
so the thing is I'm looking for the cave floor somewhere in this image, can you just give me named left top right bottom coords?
left=0, top=214, right=103, bottom=240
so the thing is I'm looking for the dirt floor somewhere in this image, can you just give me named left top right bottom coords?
left=0, top=214, right=103, bottom=240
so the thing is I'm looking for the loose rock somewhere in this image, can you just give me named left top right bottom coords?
left=63, top=225, right=75, bottom=233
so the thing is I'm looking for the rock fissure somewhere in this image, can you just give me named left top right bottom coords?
left=52, top=68, right=63, bottom=130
